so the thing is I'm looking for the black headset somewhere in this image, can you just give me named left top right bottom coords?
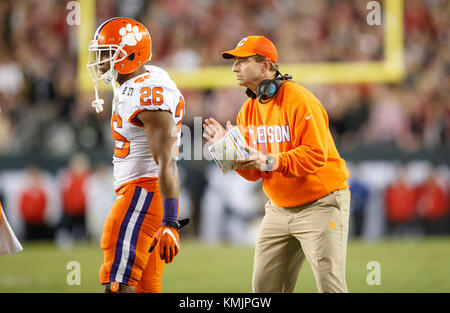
left=246, top=71, right=293, bottom=103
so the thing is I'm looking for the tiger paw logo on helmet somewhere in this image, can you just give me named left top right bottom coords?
left=89, top=17, right=152, bottom=76
left=119, top=23, right=143, bottom=46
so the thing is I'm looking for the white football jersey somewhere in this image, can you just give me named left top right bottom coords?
left=111, top=65, right=185, bottom=189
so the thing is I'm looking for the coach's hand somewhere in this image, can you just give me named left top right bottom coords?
left=149, top=225, right=180, bottom=263
left=203, top=118, right=233, bottom=143
left=236, top=146, right=276, bottom=171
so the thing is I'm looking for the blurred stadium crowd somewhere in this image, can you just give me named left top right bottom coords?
left=1, top=156, right=449, bottom=245
left=0, top=0, right=448, bottom=243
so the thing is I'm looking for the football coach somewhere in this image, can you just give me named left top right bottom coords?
left=203, top=36, right=351, bottom=293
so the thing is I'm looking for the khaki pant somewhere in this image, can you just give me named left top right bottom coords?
left=252, top=189, right=350, bottom=293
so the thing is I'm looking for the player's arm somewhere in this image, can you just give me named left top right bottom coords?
left=137, top=110, right=181, bottom=263
left=139, top=110, right=179, bottom=200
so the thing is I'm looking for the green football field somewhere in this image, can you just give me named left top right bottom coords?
left=0, top=237, right=449, bottom=293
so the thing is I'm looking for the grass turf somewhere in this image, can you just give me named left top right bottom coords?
left=0, top=237, right=449, bottom=293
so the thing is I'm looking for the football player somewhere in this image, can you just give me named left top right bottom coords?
left=87, top=17, right=185, bottom=293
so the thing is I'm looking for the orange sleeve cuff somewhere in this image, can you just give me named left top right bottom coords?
left=128, top=109, right=146, bottom=127
left=128, top=108, right=172, bottom=127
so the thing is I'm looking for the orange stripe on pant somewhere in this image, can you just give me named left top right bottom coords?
left=99, top=177, right=165, bottom=292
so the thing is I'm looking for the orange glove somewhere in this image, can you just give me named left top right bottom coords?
left=149, top=225, right=179, bottom=264
left=149, top=219, right=189, bottom=263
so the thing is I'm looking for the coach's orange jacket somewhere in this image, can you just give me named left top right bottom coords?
left=235, top=81, right=350, bottom=207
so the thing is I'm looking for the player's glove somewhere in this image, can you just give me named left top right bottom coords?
left=149, top=218, right=189, bottom=264
left=150, top=225, right=179, bottom=264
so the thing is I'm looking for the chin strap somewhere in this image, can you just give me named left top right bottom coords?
left=91, top=83, right=104, bottom=113
left=91, top=66, right=120, bottom=114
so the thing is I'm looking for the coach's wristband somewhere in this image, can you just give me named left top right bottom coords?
left=162, top=198, right=179, bottom=225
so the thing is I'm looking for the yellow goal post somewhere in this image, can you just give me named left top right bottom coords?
left=77, top=0, right=404, bottom=91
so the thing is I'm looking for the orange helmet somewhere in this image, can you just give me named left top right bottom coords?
left=87, top=17, right=152, bottom=83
